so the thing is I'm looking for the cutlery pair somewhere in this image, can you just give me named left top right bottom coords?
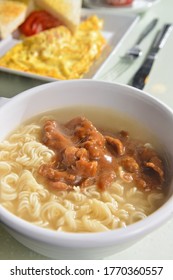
left=131, top=23, right=173, bottom=89
left=124, top=18, right=158, bottom=59
left=102, top=18, right=158, bottom=80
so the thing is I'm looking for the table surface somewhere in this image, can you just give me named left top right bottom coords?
left=0, top=0, right=173, bottom=260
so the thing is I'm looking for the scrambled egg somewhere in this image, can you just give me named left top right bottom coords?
left=0, top=15, right=106, bottom=79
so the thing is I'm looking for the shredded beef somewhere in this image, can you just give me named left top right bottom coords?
left=38, top=117, right=165, bottom=192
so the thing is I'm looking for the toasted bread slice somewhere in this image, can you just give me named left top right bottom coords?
left=6, top=0, right=36, bottom=15
left=0, top=1, right=27, bottom=39
left=35, top=0, right=82, bottom=33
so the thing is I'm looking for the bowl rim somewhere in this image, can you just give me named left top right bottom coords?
left=0, top=79, right=173, bottom=248
left=1, top=79, right=173, bottom=117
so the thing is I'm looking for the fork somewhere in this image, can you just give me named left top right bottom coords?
left=125, top=18, right=158, bottom=59
left=101, top=18, right=158, bottom=81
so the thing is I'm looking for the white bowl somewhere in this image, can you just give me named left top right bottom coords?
left=0, top=79, right=173, bottom=260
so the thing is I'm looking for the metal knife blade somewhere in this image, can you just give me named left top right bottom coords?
left=131, top=23, right=173, bottom=90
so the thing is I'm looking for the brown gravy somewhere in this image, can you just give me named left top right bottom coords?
left=38, top=116, right=165, bottom=192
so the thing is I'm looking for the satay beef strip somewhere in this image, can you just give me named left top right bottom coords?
left=38, top=117, right=165, bottom=191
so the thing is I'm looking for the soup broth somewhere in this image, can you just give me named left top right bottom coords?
left=0, top=106, right=167, bottom=232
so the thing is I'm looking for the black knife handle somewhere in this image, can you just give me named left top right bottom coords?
left=152, top=23, right=173, bottom=51
left=132, top=23, right=173, bottom=89
left=131, top=58, right=154, bottom=90
left=136, top=18, right=158, bottom=45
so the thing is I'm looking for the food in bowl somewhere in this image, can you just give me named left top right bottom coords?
left=0, top=105, right=167, bottom=233
left=0, top=80, right=173, bottom=259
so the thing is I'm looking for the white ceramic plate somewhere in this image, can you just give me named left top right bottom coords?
left=0, top=10, right=138, bottom=81
left=83, top=0, right=160, bottom=14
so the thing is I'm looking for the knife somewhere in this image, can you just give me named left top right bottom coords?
left=131, top=23, right=173, bottom=90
